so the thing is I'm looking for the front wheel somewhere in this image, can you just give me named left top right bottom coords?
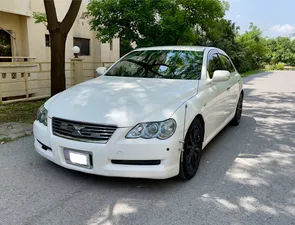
left=178, top=118, right=204, bottom=180
left=230, top=93, right=243, bottom=126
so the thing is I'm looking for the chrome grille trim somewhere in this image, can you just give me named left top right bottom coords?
left=52, top=117, right=117, bottom=143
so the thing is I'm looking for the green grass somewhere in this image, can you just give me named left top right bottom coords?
left=0, top=137, right=12, bottom=143
left=0, top=100, right=46, bottom=124
left=241, top=69, right=269, bottom=77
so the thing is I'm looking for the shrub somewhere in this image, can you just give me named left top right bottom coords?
left=276, top=63, right=285, bottom=70
left=269, top=64, right=276, bottom=70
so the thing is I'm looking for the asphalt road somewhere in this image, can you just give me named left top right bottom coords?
left=1, top=71, right=295, bottom=225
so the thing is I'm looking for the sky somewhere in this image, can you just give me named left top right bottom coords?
left=225, top=0, right=295, bottom=38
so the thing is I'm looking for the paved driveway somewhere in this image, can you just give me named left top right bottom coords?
left=1, top=71, right=295, bottom=225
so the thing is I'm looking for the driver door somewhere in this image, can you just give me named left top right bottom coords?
left=218, top=54, right=240, bottom=120
left=201, top=51, right=229, bottom=140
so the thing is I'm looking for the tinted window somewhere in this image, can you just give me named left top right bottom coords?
left=219, top=54, right=235, bottom=72
left=207, top=53, right=223, bottom=79
left=105, top=50, right=204, bottom=80
left=73, top=37, right=90, bottom=56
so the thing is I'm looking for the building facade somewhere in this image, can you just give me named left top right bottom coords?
left=0, top=0, right=120, bottom=103
left=0, top=0, right=120, bottom=63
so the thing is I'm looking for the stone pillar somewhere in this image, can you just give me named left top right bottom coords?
left=71, top=58, right=84, bottom=85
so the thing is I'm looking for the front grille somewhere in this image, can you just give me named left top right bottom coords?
left=52, top=117, right=117, bottom=143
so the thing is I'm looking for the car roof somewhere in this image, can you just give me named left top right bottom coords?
left=134, top=46, right=209, bottom=52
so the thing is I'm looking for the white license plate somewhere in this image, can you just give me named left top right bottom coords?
left=64, top=148, right=92, bottom=168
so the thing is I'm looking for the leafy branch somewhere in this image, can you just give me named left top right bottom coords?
left=32, top=12, right=48, bottom=27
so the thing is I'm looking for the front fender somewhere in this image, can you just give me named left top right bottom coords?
left=171, top=92, right=205, bottom=143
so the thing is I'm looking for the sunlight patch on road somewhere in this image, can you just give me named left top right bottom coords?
left=225, top=154, right=269, bottom=186
left=113, top=203, right=137, bottom=215
left=239, top=196, right=277, bottom=215
left=201, top=193, right=238, bottom=210
left=87, top=203, right=137, bottom=225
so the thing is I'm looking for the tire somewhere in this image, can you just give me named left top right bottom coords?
left=230, top=93, right=243, bottom=126
left=178, top=118, right=204, bottom=180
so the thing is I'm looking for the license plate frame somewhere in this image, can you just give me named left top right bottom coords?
left=63, top=148, right=93, bottom=169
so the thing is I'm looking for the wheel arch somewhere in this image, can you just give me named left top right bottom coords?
left=186, top=114, right=205, bottom=142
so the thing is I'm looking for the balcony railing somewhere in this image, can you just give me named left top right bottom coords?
left=0, top=60, right=114, bottom=104
left=0, top=57, right=36, bottom=63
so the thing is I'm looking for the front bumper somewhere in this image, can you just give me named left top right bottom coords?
left=33, top=118, right=181, bottom=179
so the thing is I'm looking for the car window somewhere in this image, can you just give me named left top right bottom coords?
left=207, top=53, right=223, bottom=79
left=219, top=54, right=235, bottom=73
left=105, top=50, right=204, bottom=80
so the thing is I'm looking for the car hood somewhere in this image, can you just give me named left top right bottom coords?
left=46, top=76, right=198, bottom=127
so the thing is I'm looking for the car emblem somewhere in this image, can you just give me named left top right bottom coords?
left=72, top=125, right=85, bottom=136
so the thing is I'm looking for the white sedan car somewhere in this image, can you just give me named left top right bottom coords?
left=33, top=46, right=243, bottom=180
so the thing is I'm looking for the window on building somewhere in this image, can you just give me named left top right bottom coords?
left=73, top=37, right=90, bottom=56
left=45, top=34, right=50, bottom=47
left=110, top=39, right=113, bottom=51
left=0, top=30, right=12, bottom=62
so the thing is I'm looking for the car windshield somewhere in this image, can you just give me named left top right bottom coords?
left=105, top=50, right=204, bottom=80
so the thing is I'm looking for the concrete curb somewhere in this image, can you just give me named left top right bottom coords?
left=0, top=123, right=33, bottom=142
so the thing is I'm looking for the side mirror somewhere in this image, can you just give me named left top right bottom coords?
left=96, top=67, right=107, bottom=77
left=212, top=70, right=230, bottom=82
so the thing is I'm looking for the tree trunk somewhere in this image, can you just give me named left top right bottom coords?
left=50, top=30, right=67, bottom=96
left=44, top=0, right=82, bottom=96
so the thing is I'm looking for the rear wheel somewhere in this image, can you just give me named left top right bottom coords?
left=230, top=93, right=243, bottom=126
left=178, top=118, right=204, bottom=180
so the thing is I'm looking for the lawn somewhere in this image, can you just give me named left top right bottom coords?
left=241, top=69, right=269, bottom=77
left=0, top=100, right=46, bottom=124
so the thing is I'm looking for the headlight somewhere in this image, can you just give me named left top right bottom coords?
left=126, top=119, right=177, bottom=140
left=36, top=105, right=48, bottom=126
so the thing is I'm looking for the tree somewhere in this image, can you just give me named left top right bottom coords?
left=266, top=37, right=295, bottom=66
left=34, top=0, right=82, bottom=96
left=199, top=19, right=244, bottom=69
left=87, top=0, right=227, bottom=56
left=236, top=23, right=268, bottom=72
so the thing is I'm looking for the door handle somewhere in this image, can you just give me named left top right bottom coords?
left=227, top=87, right=231, bottom=91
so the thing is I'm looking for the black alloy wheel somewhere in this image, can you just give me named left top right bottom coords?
left=178, top=118, right=204, bottom=180
left=231, top=93, right=243, bottom=126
